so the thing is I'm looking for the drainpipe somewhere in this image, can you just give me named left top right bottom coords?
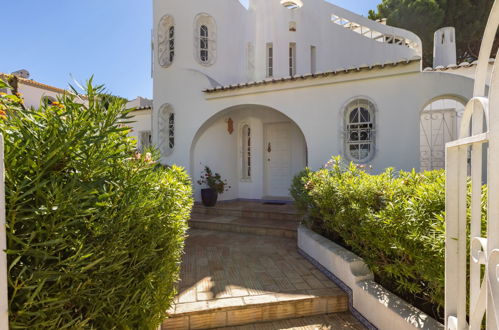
left=0, top=134, right=8, bottom=329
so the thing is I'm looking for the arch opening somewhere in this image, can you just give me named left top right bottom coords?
left=190, top=104, right=308, bottom=201
left=420, top=96, right=467, bottom=171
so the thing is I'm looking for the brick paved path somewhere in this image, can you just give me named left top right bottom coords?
left=164, top=229, right=365, bottom=329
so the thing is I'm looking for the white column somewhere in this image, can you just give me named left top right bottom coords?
left=0, top=134, right=8, bottom=329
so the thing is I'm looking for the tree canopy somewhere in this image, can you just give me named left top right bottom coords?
left=368, top=0, right=497, bottom=67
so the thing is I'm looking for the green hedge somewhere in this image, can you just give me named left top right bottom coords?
left=0, top=79, right=193, bottom=329
left=291, top=156, right=458, bottom=311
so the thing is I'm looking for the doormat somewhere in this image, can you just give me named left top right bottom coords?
left=263, top=202, right=286, bottom=206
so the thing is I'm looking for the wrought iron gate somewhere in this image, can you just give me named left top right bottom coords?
left=445, top=1, right=499, bottom=329
left=421, top=109, right=458, bottom=171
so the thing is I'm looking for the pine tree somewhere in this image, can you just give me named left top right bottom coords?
left=369, top=0, right=497, bottom=66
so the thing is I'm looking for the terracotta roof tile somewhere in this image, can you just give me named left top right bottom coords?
left=204, top=57, right=421, bottom=93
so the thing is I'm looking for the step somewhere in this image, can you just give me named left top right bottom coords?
left=193, top=202, right=302, bottom=222
left=162, top=289, right=349, bottom=330
left=189, top=214, right=298, bottom=238
left=211, top=312, right=366, bottom=329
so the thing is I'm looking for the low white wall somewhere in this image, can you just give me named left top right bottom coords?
left=298, top=225, right=443, bottom=330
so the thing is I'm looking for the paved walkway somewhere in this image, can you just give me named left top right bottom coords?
left=165, top=229, right=365, bottom=329
left=176, top=230, right=343, bottom=304
left=214, top=313, right=364, bottom=329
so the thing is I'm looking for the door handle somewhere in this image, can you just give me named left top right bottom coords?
left=267, top=142, right=272, bottom=153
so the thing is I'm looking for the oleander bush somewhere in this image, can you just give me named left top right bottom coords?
left=291, top=156, right=486, bottom=316
left=0, top=78, right=192, bottom=329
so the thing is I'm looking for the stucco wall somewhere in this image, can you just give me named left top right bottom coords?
left=18, top=84, right=61, bottom=109
left=163, top=64, right=472, bottom=167
left=128, top=109, right=152, bottom=150
left=153, top=0, right=421, bottom=88
left=192, top=107, right=306, bottom=201
left=152, top=0, right=475, bottom=200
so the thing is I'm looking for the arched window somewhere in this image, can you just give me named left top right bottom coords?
left=281, top=0, right=303, bottom=9
left=168, top=26, right=175, bottom=63
left=344, top=99, right=375, bottom=162
left=241, top=124, right=251, bottom=180
left=200, top=25, right=209, bottom=63
left=194, top=13, right=216, bottom=66
left=159, top=104, right=175, bottom=156
left=158, top=15, right=175, bottom=67
left=168, top=112, right=175, bottom=150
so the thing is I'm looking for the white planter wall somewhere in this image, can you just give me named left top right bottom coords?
left=298, top=225, right=443, bottom=330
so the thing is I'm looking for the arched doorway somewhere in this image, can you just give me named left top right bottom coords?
left=190, top=105, right=308, bottom=201
left=420, top=96, right=467, bottom=171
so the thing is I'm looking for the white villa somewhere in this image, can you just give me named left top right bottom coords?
left=0, top=71, right=154, bottom=153
left=152, top=0, right=486, bottom=202
left=0, top=70, right=69, bottom=109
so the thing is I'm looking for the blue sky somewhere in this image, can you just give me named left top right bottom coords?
left=0, top=0, right=379, bottom=100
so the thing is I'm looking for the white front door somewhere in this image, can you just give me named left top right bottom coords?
left=264, top=123, right=292, bottom=197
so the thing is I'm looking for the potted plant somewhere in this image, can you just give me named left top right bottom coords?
left=197, top=165, right=230, bottom=207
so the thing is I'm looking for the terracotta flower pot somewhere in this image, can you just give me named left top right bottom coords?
left=201, top=188, right=218, bottom=207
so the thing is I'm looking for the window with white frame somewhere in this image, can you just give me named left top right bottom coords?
left=194, top=13, right=216, bottom=66
left=266, top=43, right=273, bottom=77
left=158, top=15, right=175, bottom=67
left=289, top=42, right=296, bottom=76
left=344, top=99, right=375, bottom=162
left=241, top=124, right=251, bottom=180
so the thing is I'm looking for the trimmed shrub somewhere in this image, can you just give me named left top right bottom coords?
left=291, top=156, right=451, bottom=313
left=0, top=79, right=192, bottom=329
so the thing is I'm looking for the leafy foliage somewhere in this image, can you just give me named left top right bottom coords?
left=368, top=0, right=497, bottom=66
left=291, top=156, right=451, bottom=311
left=292, top=157, right=489, bottom=320
left=0, top=79, right=193, bottom=329
left=197, top=165, right=230, bottom=194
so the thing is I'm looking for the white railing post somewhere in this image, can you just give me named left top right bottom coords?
left=445, top=1, right=499, bottom=329
left=0, top=133, right=8, bottom=329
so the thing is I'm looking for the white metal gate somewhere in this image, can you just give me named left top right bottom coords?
left=445, top=1, right=499, bottom=329
left=421, top=109, right=458, bottom=171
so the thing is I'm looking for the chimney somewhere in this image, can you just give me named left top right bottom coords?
left=433, top=27, right=457, bottom=68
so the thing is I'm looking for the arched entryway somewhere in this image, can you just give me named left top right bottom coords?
left=190, top=105, right=308, bottom=201
left=419, top=95, right=468, bottom=171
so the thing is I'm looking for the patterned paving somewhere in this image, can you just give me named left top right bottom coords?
left=196, top=201, right=299, bottom=215
left=192, top=201, right=302, bottom=222
left=189, top=214, right=298, bottom=238
left=214, top=313, right=365, bottom=329
left=175, top=230, right=342, bottom=306
left=163, top=229, right=364, bottom=329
